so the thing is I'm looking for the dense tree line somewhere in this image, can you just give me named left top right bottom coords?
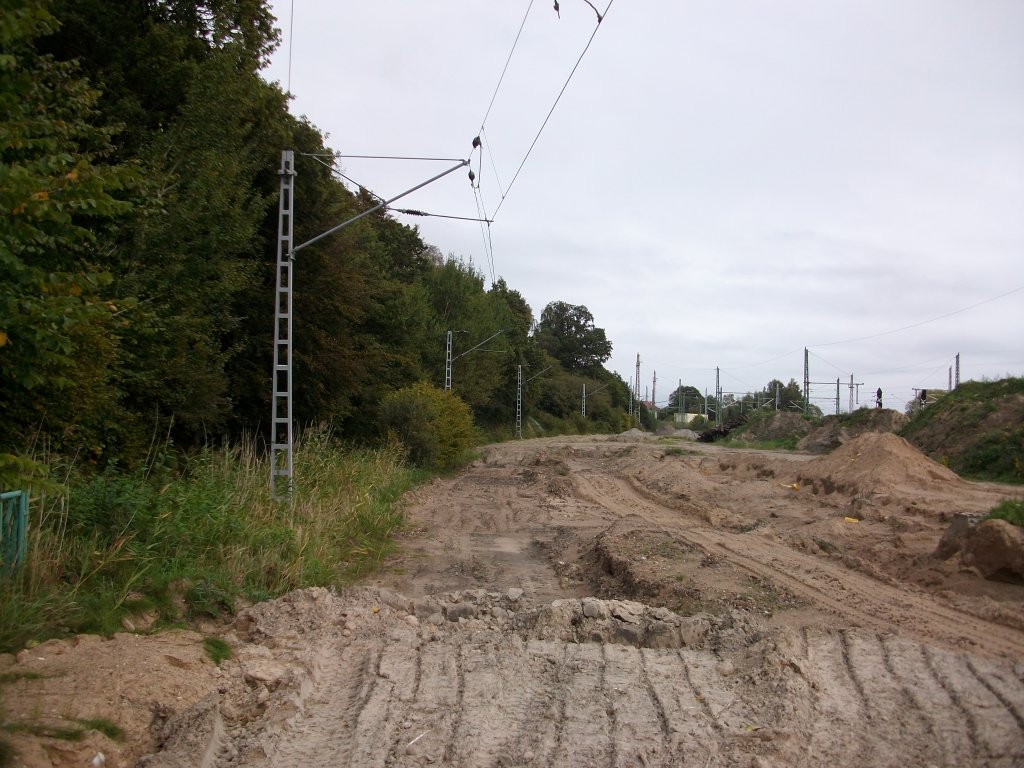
left=0, top=0, right=630, bottom=484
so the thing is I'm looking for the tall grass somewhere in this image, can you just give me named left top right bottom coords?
left=0, top=429, right=423, bottom=651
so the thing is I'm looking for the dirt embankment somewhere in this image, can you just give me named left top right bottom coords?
left=797, top=408, right=908, bottom=453
left=3, top=433, right=1024, bottom=767
left=732, top=411, right=812, bottom=444
left=900, top=378, right=1024, bottom=483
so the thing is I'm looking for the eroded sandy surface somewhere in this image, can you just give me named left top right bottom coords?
left=3, top=433, right=1023, bottom=767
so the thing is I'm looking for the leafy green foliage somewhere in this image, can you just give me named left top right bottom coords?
left=112, top=47, right=282, bottom=440
left=0, top=1, right=138, bottom=471
left=901, top=378, right=1024, bottom=484
left=958, top=428, right=1024, bottom=483
left=534, top=301, right=612, bottom=372
left=0, top=716, right=122, bottom=744
left=422, top=259, right=508, bottom=411
left=203, top=636, right=232, bottom=664
left=379, top=382, right=476, bottom=471
left=985, top=499, right=1024, bottom=528
left=70, top=717, right=123, bottom=741
left=668, top=385, right=704, bottom=413
left=767, top=378, right=805, bottom=411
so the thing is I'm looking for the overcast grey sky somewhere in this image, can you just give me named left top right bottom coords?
left=262, top=1, right=1023, bottom=412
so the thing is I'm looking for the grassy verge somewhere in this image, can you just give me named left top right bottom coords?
left=0, top=429, right=425, bottom=652
left=900, top=377, right=1024, bottom=484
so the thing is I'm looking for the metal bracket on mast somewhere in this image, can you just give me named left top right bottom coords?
left=271, top=150, right=296, bottom=499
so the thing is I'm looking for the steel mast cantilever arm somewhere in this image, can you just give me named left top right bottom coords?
left=452, top=329, right=504, bottom=361
left=291, top=159, right=470, bottom=256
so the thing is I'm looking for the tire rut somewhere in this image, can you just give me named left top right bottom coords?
left=151, top=586, right=1024, bottom=768
left=572, top=469, right=1024, bottom=659
left=141, top=435, right=1024, bottom=768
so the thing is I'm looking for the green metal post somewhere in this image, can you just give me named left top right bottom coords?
left=1, top=490, right=28, bottom=574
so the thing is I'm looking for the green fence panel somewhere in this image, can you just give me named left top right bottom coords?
left=1, top=490, right=28, bottom=574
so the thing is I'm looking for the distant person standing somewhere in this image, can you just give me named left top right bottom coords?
left=875, top=388, right=883, bottom=408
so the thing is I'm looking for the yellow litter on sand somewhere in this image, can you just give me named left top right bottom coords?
left=844, top=517, right=860, bottom=523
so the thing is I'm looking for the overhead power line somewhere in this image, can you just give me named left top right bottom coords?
left=723, top=349, right=802, bottom=370
left=862, top=353, right=954, bottom=376
left=307, top=154, right=384, bottom=199
left=286, top=0, right=295, bottom=93
left=305, top=153, right=492, bottom=234
left=303, top=153, right=466, bottom=162
left=471, top=185, right=497, bottom=285
left=479, top=0, right=536, bottom=130
left=808, top=349, right=849, bottom=376
left=810, top=283, right=1024, bottom=348
left=392, top=209, right=492, bottom=223
left=492, top=0, right=616, bottom=218
left=481, top=127, right=507, bottom=199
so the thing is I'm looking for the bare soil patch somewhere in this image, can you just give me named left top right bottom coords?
left=4, top=433, right=1024, bottom=767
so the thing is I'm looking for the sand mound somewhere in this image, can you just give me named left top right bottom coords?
left=798, top=408, right=908, bottom=454
left=614, top=428, right=649, bottom=441
left=936, top=518, right=1024, bottom=582
left=798, top=431, right=964, bottom=496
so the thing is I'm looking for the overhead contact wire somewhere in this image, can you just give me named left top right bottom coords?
left=309, top=156, right=491, bottom=228
left=481, top=127, right=507, bottom=199
left=471, top=186, right=496, bottom=284
left=302, top=153, right=466, bottom=162
left=810, top=283, right=1024, bottom=347
left=286, top=0, right=295, bottom=93
left=493, top=0, right=615, bottom=218
left=392, top=209, right=492, bottom=223
left=479, top=0, right=536, bottom=130
left=308, top=154, right=388, bottom=205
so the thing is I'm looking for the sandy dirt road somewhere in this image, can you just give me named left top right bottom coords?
left=5, top=433, right=1024, bottom=767
left=138, top=433, right=1024, bottom=767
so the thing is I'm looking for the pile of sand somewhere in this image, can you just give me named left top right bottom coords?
left=936, top=515, right=1024, bottom=582
left=798, top=432, right=963, bottom=496
left=614, top=428, right=649, bottom=441
left=798, top=408, right=908, bottom=454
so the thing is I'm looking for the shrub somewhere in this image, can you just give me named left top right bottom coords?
left=379, top=382, right=475, bottom=471
left=986, top=499, right=1024, bottom=527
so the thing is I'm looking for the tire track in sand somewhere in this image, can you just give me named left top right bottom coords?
left=571, top=470, right=1024, bottom=659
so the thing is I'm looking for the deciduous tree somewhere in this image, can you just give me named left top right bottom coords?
left=0, top=1, right=137, bottom=468
left=534, top=301, right=612, bottom=373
